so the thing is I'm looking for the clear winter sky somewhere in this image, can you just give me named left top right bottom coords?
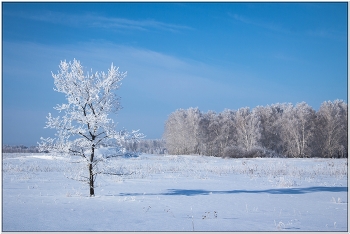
left=2, top=2, right=348, bottom=146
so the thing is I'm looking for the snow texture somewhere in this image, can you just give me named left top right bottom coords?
left=2, top=153, right=348, bottom=231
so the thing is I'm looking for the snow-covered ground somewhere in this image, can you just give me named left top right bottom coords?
left=2, top=153, right=348, bottom=231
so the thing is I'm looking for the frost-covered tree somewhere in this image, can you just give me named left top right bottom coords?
left=234, top=107, right=261, bottom=152
left=202, top=109, right=236, bottom=157
left=216, top=109, right=237, bottom=156
left=185, top=107, right=205, bottom=155
left=39, top=59, right=144, bottom=196
left=163, top=109, right=187, bottom=155
left=254, top=103, right=286, bottom=154
left=316, top=100, right=347, bottom=158
left=201, top=111, right=221, bottom=156
left=280, top=102, right=316, bottom=158
left=164, top=108, right=202, bottom=155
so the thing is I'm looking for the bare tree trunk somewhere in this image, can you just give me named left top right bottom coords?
left=89, top=163, right=94, bottom=196
left=89, top=146, right=95, bottom=197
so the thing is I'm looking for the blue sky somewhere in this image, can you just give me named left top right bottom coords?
left=2, top=2, right=348, bottom=146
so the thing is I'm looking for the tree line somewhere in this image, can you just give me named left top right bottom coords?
left=2, top=145, right=39, bottom=153
left=123, top=139, right=167, bottom=155
left=163, top=100, right=347, bottom=158
left=3, top=140, right=167, bottom=155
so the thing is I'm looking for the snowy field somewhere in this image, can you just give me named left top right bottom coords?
left=2, top=153, right=348, bottom=232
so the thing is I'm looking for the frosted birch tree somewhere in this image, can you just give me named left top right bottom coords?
left=202, top=111, right=221, bottom=156
left=254, top=103, right=286, bottom=154
left=316, top=100, right=347, bottom=158
left=164, top=109, right=187, bottom=155
left=39, top=59, right=144, bottom=196
left=234, top=107, right=261, bottom=152
left=164, top=108, right=202, bottom=155
left=181, top=108, right=202, bottom=154
left=217, top=109, right=236, bottom=156
left=280, top=102, right=316, bottom=157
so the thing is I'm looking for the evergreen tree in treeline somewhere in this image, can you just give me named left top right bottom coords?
left=163, top=100, right=347, bottom=158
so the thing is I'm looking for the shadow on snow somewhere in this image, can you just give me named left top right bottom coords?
left=119, top=186, right=347, bottom=197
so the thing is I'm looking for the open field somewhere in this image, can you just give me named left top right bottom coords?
left=2, top=153, right=348, bottom=231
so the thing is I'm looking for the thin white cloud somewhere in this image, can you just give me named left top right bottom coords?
left=229, top=13, right=290, bottom=34
left=230, top=12, right=346, bottom=41
left=5, top=10, right=192, bottom=33
left=89, top=15, right=192, bottom=33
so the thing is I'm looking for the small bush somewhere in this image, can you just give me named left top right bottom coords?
left=223, top=146, right=283, bottom=158
left=223, top=146, right=245, bottom=158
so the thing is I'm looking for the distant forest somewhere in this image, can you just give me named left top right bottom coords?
left=123, top=139, right=167, bottom=155
left=3, top=140, right=167, bottom=155
left=2, top=145, right=40, bottom=153
left=163, top=100, right=348, bottom=158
